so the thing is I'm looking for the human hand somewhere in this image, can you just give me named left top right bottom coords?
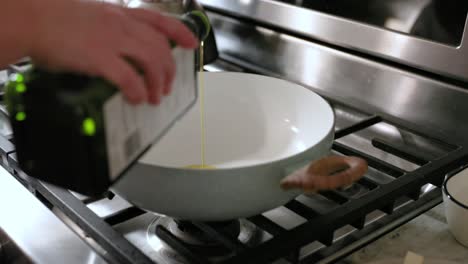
left=28, top=0, right=198, bottom=104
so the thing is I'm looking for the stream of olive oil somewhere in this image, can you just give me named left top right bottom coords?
left=185, top=42, right=215, bottom=170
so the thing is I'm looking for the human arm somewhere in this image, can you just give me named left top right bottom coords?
left=0, top=0, right=198, bottom=104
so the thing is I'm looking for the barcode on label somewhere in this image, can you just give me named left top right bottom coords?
left=125, top=131, right=141, bottom=160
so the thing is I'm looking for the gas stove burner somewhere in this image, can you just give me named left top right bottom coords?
left=147, top=216, right=260, bottom=263
left=172, top=220, right=241, bottom=246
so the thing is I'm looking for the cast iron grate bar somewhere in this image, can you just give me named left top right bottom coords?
left=193, top=222, right=247, bottom=253
left=82, top=196, right=105, bottom=204
left=105, top=191, right=116, bottom=200
left=319, top=190, right=349, bottom=205
left=350, top=216, right=366, bottom=230
left=156, top=226, right=210, bottom=264
left=333, top=142, right=406, bottom=177
left=104, top=207, right=146, bottom=226
left=222, top=148, right=468, bottom=264
left=0, top=135, right=15, bottom=156
left=423, top=165, right=455, bottom=186
left=288, top=251, right=300, bottom=264
left=0, top=136, right=16, bottom=172
left=284, top=199, right=320, bottom=219
left=380, top=201, right=396, bottom=215
left=284, top=200, right=336, bottom=246
left=357, top=177, right=379, bottom=190
left=408, top=188, right=422, bottom=200
left=247, top=215, right=286, bottom=236
left=372, top=138, right=429, bottom=166
left=81, top=191, right=117, bottom=204
left=24, top=178, right=154, bottom=264
left=335, top=116, right=382, bottom=139
left=247, top=216, right=301, bottom=263
left=300, top=189, right=442, bottom=263
left=318, top=233, right=335, bottom=247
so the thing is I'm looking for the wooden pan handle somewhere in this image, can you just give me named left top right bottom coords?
left=280, top=155, right=368, bottom=193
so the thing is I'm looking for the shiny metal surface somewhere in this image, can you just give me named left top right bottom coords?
left=200, top=0, right=468, bottom=81
left=83, top=184, right=439, bottom=263
left=0, top=70, right=7, bottom=87
left=89, top=213, right=266, bottom=264
left=0, top=228, right=34, bottom=263
left=0, top=166, right=106, bottom=264
left=204, top=12, right=468, bottom=143
left=125, top=0, right=185, bottom=13
left=0, top=105, right=12, bottom=138
left=87, top=205, right=356, bottom=263
left=87, top=213, right=188, bottom=264
left=70, top=190, right=92, bottom=201
left=87, top=195, right=133, bottom=218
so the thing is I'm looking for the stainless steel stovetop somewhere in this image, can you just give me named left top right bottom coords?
left=2, top=1, right=468, bottom=263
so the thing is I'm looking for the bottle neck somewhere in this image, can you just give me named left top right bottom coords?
left=184, top=10, right=211, bottom=42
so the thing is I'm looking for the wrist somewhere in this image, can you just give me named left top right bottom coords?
left=5, top=0, right=43, bottom=57
left=21, top=0, right=57, bottom=59
left=0, top=0, right=42, bottom=65
left=19, top=0, right=77, bottom=60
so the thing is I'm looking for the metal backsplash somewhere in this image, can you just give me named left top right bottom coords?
left=203, top=10, right=468, bottom=144
left=200, top=0, right=468, bottom=82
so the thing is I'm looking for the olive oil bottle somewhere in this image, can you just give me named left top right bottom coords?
left=5, top=10, right=211, bottom=196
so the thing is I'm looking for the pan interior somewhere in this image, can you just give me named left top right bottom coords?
left=138, top=72, right=334, bottom=169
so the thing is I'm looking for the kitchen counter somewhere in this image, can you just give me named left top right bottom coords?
left=342, top=204, right=468, bottom=263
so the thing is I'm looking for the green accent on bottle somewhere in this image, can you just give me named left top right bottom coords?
left=82, top=118, right=96, bottom=136
left=15, top=111, right=26, bottom=121
left=16, top=83, right=26, bottom=93
left=15, top=74, right=24, bottom=83
left=188, top=10, right=211, bottom=40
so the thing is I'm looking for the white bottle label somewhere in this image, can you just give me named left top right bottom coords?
left=102, top=48, right=196, bottom=180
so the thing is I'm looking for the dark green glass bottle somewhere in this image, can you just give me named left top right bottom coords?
left=5, top=10, right=211, bottom=196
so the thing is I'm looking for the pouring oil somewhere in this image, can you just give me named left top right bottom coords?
left=185, top=41, right=215, bottom=170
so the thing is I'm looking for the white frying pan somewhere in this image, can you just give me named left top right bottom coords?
left=111, top=72, right=367, bottom=221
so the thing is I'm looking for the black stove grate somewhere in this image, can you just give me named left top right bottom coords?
left=1, top=64, right=468, bottom=264
left=148, top=117, right=468, bottom=264
left=1, top=110, right=467, bottom=264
